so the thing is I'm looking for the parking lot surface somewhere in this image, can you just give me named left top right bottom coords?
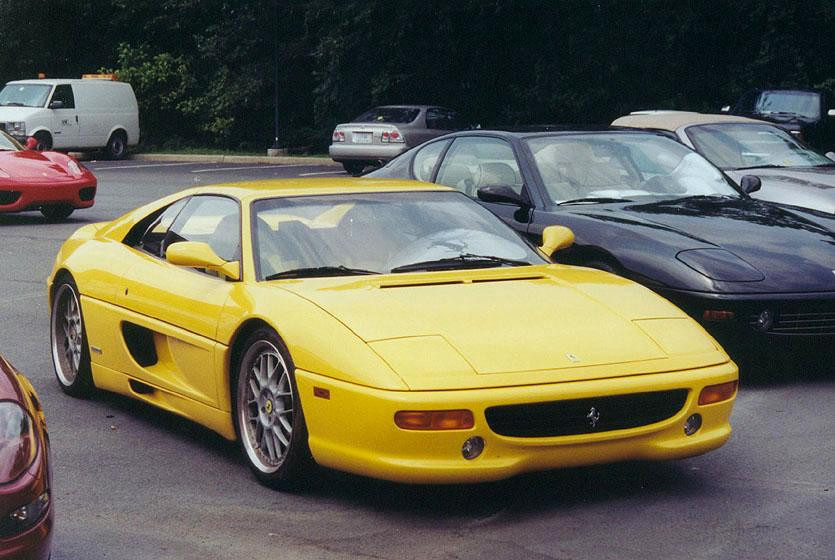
left=0, top=160, right=832, bottom=560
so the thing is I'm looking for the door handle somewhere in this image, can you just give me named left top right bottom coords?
left=75, top=115, right=79, bottom=123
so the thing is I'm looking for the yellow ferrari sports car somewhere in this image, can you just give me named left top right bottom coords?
left=48, top=178, right=738, bottom=488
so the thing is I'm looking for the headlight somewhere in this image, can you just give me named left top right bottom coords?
left=0, top=491, right=50, bottom=538
left=676, top=248, right=764, bottom=282
left=0, top=401, right=38, bottom=484
left=4, top=122, right=25, bottom=135
left=67, top=160, right=83, bottom=177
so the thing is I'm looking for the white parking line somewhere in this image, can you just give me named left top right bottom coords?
left=88, top=162, right=198, bottom=170
left=298, top=171, right=346, bottom=176
left=191, top=164, right=314, bottom=173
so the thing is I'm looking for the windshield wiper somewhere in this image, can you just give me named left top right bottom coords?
left=558, top=197, right=633, bottom=206
left=734, top=164, right=788, bottom=170
left=265, top=265, right=379, bottom=280
left=390, top=253, right=531, bottom=273
left=0, top=102, right=24, bottom=107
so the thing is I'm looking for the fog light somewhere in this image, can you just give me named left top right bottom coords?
left=684, top=414, right=702, bottom=436
left=754, top=309, right=775, bottom=331
left=461, top=436, right=484, bottom=460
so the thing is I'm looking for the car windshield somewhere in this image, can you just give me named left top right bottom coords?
left=251, top=191, right=545, bottom=280
left=0, top=83, right=51, bottom=108
left=686, top=123, right=833, bottom=169
left=352, top=107, right=420, bottom=124
left=749, top=90, right=821, bottom=120
left=0, top=131, right=21, bottom=151
left=527, top=133, right=741, bottom=205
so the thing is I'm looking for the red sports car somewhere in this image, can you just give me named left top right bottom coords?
left=0, top=355, right=52, bottom=560
left=0, top=130, right=96, bottom=220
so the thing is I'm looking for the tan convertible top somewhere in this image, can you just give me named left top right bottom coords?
left=612, top=111, right=767, bottom=131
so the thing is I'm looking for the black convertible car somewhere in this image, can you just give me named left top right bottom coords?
left=370, top=130, right=835, bottom=371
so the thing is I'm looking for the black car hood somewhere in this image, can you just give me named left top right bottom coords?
left=728, top=166, right=835, bottom=189
left=569, top=197, right=835, bottom=294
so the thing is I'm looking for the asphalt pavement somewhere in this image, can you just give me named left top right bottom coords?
left=0, top=160, right=833, bottom=560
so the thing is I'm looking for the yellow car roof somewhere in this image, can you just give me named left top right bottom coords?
left=177, top=177, right=451, bottom=202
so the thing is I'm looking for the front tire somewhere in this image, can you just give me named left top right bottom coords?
left=233, top=328, right=314, bottom=489
left=50, top=279, right=95, bottom=397
left=33, top=131, right=52, bottom=151
left=41, top=204, right=74, bottom=221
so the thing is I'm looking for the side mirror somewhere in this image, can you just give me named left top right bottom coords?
left=48, top=100, right=64, bottom=109
left=740, top=175, right=762, bottom=194
left=721, top=105, right=731, bottom=113
left=166, top=241, right=240, bottom=280
left=477, top=185, right=528, bottom=206
left=24, top=137, right=38, bottom=150
left=825, top=151, right=835, bottom=162
left=539, top=225, right=574, bottom=257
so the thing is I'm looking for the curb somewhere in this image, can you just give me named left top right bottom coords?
left=123, top=153, right=339, bottom=166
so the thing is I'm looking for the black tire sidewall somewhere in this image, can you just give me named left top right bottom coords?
left=106, top=133, right=127, bottom=160
left=50, top=277, right=95, bottom=397
left=232, top=327, right=313, bottom=489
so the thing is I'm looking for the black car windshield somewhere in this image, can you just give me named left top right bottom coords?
left=744, top=90, right=821, bottom=120
left=0, top=131, right=21, bottom=151
left=527, top=134, right=741, bottom=205
left=353, top=107, right=420, bottom=124
left=0, top=83, right=51, bottom=108
left=252, top=191, right=545, bottom=280
left=686, top=123, right=833, bottom=169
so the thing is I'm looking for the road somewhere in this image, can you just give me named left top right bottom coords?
left=1, top=160, right=833, bottom=560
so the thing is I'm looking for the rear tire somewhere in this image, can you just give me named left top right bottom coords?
left=50, top=278, right=95, bottom=398
left=342, top=162, right=365, bottom=176
left=41, top=204, right=75, bottom=221
left=232, top=328, right=315, bottom=490
left=105, top=131, right=128, bottom=160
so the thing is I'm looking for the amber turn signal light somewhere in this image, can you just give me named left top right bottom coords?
left=699, top=381, right=738, bottom=405
left=394, top=409, right=474, bottom=430
left=702, top=309, right=735, bottom=322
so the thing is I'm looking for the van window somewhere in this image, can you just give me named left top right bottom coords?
left=0, top=84, right=51, bottom=108
left=50, top=85, right=75, bottom=109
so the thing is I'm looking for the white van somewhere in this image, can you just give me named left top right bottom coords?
left=0, top=75, right=140, bottom=159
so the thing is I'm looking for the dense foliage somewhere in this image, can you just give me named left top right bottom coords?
left=1, top=0, right=833, bottom=152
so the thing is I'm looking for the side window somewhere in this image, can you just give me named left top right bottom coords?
left=135, top=198, right=189, bottom=257
left=435, top=137, right=523, bottom=197
left=50, top=85, right=75, bottom=109
left=412, top=139, right=450, bottom=181
left=426, top=108, right=462, bottom=131
left=164, top=196, right=241, bottom=263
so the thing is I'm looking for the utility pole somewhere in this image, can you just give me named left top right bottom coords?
left=268, top=0, right=284, bottom=156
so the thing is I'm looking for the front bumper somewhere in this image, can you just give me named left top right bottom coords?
left=0, top=448, right=52, bottom=560
left=329, top=143, right=408, bottom=162
left=296, top=361, right=737, bottom=484
left=0, top=177, right=96, bottom=213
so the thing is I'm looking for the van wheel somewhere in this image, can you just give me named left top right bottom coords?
left=34, top=131, right=52, bottom=151
left=105, top=132, right=127, bottom=160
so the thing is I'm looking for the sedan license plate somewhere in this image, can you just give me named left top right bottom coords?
left=352, top=131, right=372, bottom=144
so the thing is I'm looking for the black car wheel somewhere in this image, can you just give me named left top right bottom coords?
left=342, top=162, right=365, bottom=176
left=105, top=131, right=127, bottom=160
left=33, top=131, right=52, bottom=151
left=41, top=204, right=75, bottom=221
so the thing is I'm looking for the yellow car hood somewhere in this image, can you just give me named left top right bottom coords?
left=278, top=266, right=725, bottom=390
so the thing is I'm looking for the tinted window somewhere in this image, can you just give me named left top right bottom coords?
left=412, top=139, right=450, bottom=181
left=135, top=198, right=189, bottom=257
left=165, top=196, right=241, bottom=262
left=687, top=123, right=832, bottom=169
left=0, top=83, right=51, bottom=108
left=353, top=107, right=420, bottom=124
left=50, top=85, right=75, bottom=109
left=436, top=137, right=523, bottom=196
left=426, top=108, right=463, bottom=130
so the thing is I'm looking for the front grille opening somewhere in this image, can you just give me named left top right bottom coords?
left=748, top=303, right=835, bottom=335
left=485, top=389, right=688, bottom=438
left=79, top=186, right=96, bottom=201
left=0, top=190, right=21, bottom=205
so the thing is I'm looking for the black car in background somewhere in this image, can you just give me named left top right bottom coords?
left=722, top=88, right=835, bottom=152
left=370, top=129, right=835, bottom=372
